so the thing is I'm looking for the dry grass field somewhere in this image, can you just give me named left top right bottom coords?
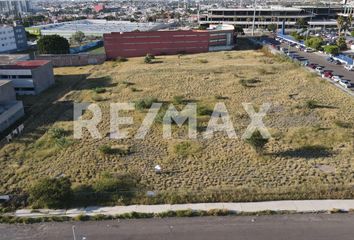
left=1, top=49, right=354, bottom=205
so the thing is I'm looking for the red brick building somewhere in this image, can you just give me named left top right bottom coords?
left=103, top=28, right=235, bottom=59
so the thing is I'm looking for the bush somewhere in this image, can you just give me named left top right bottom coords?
left=93, top=87, right=106, bottom=94
left=144, top=54, right=154, bottom=64
left=99, top=145, right=114, bottom=154
left=323, top=45, right=339, bottom=55
left=306, top=100, right=320, bottom=109
left=73, top=214, right=90, bottom=221
left=197, top=106, right=213, bottom=116
left=245, top=130, right=269, bottom=154
left=93, top=173, right=136, bottom=195
left=173, top=95, right=184, bottom=105
left=305, top=37, right=323, bottom=50
left=135, top=97, right=158, bottom=110
left=28, top=177, right=73, bottom=208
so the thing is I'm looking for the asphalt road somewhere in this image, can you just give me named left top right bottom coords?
left=264, top=37, right=354, bottom=86
left=1, top=214, right=354, bottom=240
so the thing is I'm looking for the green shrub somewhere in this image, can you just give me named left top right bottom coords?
left=306, top=100, right=320, bottom=109
left=135, top=97, right=158, bottom=110
left=73, top=214, right=90, bottom=221
left=28, top=177, right=73, bottom=209
left=93, top=87, right=106, bottom=94
left=197, top=106, right=213, bottom=116
left=99, top=145, right=114, bottom=154
left=334, top=121, right=352, bottom=129
left=173, top=95, right=185, bottom=105
left=245, top=130, right=269, bottom=154
left=174, top=141, right=200, bottom=157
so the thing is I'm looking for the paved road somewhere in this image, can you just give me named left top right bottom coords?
left=264, top=37, right=354, bottom=87
left=1, top=214, right=354, bottom=240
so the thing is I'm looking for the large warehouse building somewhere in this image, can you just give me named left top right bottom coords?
left=104, top=25, right=235, bottom=59
left=26, top=19, right=171, bottom=39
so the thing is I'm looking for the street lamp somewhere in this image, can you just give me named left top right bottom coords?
left=251, top=0, right=257, bottom=36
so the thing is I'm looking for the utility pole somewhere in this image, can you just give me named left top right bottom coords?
left=251, top=0, right=257, bottom=36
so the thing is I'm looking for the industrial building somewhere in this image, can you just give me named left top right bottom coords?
left=26, top=19, right=171, bottom=39
left=199, top=5, right=345, bottom=29
left=0, top=60, right=55, bottom=95
left=104, top=25, right=235, bottom=59
left=0, top=80, right=24, bottom=133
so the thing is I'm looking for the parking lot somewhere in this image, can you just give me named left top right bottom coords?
left=262, top=36, right=354, bottom=95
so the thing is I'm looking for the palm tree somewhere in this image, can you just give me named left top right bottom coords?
left=337, top=15, right=346, bottom=36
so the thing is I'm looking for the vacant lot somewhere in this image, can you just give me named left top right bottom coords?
left=1, top=49, right=354, bottom=205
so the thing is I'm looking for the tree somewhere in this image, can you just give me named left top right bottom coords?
left=305, top=37, right=324, bottom=50
left=323, top=45, right=339, bottom=55
left=295, top=18, right=309, bottom=29
left=337, top=15, right=346, bottom=35
left=245, top=130, right=269, bottom=154
left=29, top=177, right=72, bottom=208
left=234, top=25, right=245, bottom=35
left=337, top=36, right=347, bottom=51
left=267, top=23, right=277, bottom=33
left=71, top=31, right=85, bottom=46
left=37, top=35, right=70, bottom=54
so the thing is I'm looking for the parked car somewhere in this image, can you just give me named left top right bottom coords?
left=308, top=63, right=317, bottom=69
left=322, top=71, right=333, bottom=78
left=339, top=80, right=352, bottom=88
left=315, top=66, right=324, bottom=73
left=326, top=57, right=334, bottom=63
left=334, top=60, right=341, bottom=65
left=331, top=75, right=342, bottom=82
left=305, top=48, right=314, bottom=53
left=344, top=65, right=354, bottom=71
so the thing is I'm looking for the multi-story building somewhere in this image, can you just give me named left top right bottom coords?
left=0, top=0, right=31, bottom=15
left=0, top=80, right=24, bottom=133
left=0, top=60, right=55, bottom=95
left=0, top=26, right=17, bottom=53
left=199, top=5, right=344, bottom=29
left=0, top=24, right=28, bottom=53
left=12, top=24, right=28, bottom=51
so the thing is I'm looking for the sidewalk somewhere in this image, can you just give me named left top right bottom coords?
left=14, top=200, right=354, bottom=218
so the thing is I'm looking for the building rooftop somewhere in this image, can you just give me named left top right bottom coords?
left=0, top=80, right=11, bottom=87
left=0, top=54, right=30, bottom=65
left=31, top=19, right=168, bottom=35
left=0, top=60, right=50, bottom=69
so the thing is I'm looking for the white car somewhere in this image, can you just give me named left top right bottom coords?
left=295, top=45, right=301, bottom=49
left=339, top=80, right=351, bottom=88
left=304, top=48, right=314, bottom=53
left=315, top=67, right=324, bottom=73
left=331, top=75, right=342, bottom=82
left=344, top=65, right=354, bottom=71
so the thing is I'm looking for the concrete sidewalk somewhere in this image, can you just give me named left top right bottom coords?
left=14, top=200, right=354, bottom=218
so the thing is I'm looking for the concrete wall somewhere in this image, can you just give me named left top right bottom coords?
left=0, top=101, right=24, bottom=133
left=0, top=81, right=16, bottom=103
left=31, top=62, right=55, bottom=94
left=35, top=54, right=106, bottom=67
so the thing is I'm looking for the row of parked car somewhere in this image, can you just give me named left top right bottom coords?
left=276, top=36, right=354, bottom=72
left=306, top=63, right=352, bottom=88
left=277, top=46, right=352, bottom=89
